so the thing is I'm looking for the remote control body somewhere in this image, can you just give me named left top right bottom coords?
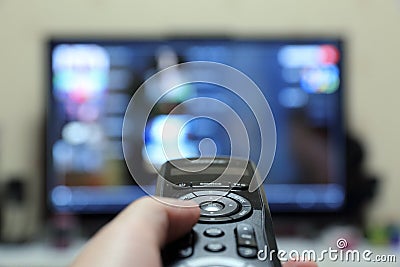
left=156, top=157, right=281, bottom=267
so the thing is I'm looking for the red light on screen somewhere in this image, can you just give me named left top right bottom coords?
left=319, top=45, right=340, bottom=65
left=70, top=89, right=90, bottom=103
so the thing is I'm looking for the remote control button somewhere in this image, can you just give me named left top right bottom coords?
left=162, top=231, right=194, bottom=260
left=200, top=201, right=224, bottom=212
left=237, top=246, right=257, bottom=258
left=236, top=224, right=257, bottom=247
left=178, top=246, right=193, bottom=258
left=192, top=196, right=239, bottom=217
left=230, top=206, right=252, bottom=221
left=227, top=193, right=251, bottom=207
left=188, top=191, right=251, bottom=223
left=180, top=231, right=194, bottom=250
left=204, top=227, right=224, bottom=238
left=205, top=243, right=226, bottom=253
left=199, top=216, right=232, bottom=223
left=179, top=193, right=197, bottom=200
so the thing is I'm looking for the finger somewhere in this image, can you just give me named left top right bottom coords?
left=159, top=197, right=201, bottom=243
left=118, top=196, right=200, bottom=246
left=71, top=196, right=200, bottom=267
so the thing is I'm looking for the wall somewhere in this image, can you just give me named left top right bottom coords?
left=0, top=0, right=399, bottom=226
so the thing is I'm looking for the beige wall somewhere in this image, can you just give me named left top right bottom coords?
left=0, top=0, right=399, bottom=225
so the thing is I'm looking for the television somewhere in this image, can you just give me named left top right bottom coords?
left=46, top=37, right=345, bottom=214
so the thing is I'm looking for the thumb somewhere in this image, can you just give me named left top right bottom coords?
left=159, top=197, right=201, bottom=244
left=71, top=196, right=200, bottom=267
left=119, top=196, right=200, bottom=247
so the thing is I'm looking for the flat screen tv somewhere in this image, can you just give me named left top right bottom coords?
left=46, top=37, right=345, bottom=214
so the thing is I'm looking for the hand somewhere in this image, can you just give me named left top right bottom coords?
left=71, top=196, right=317, bottom=267
left=71, top=196, right=200, bottom=267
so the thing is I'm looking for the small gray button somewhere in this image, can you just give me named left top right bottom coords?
left=204, top=228, right=224, bottom=238
left=205, top=243, right=226, bottom=253
left=238, top=247, right=257, bottom=258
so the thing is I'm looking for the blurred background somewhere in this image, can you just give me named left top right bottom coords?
left=0, top=0, right=399, bottom=266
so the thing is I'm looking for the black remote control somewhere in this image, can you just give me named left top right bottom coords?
left=156, top=157, right=281, bottom=267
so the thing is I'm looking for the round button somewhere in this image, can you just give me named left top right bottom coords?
left=204, top=228, right=224, bottom=238
left=181, top=191, right=252, bottom=223
left=205, top=243, right=226, bottom=253
left=200, top=201, right=224, bottom=212
left=191, top=195, right=239, bottom=217
left=237, top=247, right=257, bottom=258
left=178, top=246, right=193, bottom=258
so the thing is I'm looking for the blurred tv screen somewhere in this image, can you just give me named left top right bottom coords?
left=46, top=37, right=345, bottom=213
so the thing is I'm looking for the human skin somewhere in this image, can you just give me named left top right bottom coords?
left=71, top=197, right=317, bottom=267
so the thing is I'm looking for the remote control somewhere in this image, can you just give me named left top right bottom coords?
left=156, top=157, right=281, bottom=267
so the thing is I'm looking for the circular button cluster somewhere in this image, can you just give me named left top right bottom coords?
left=194, top=195, right=239, bottom=217
left=179, top=191, right=252, bottom=223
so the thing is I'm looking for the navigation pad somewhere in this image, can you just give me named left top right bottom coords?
left=179, top=191, right=253, bottom=223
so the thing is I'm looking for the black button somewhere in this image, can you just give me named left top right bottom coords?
left=178, top=246, right=193, bottom=258
left=193, top=196, right=239, bottom=217
left=162, top=231, right=194, bottom=261
left=230, top=206, right=252, bottom=221
left=204, top=228, right=224, bottom=238
left=227, top=193, right=251, bottom=207
left=238, top=246, right=257, bottom=258
left=237, top=206, right=252, bottom=217
left=236, top=224, right=257, bottom=247
left=205, top=243, right=226, bottom=252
